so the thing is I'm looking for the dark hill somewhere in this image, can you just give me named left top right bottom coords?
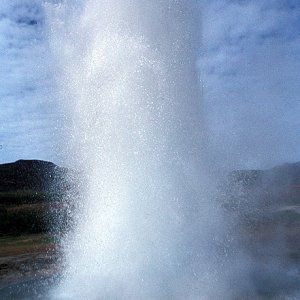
left=0, top=159, right=71, bottom=193
left=226, top=161, right=300, bottom=199
left=221, top=161, right=300, bottom=222
left=232, top=161, right=300, bottom=188
left=0, top=160, right=78, bottom=235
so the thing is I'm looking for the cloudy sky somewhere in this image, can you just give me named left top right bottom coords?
left=0, top=1, right=57, bottom=163
left=200, top=0, right=300, bottom=169
left=0, top=0, right=299, bottom=169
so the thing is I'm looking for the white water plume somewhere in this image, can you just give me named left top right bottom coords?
left=46, top=1, right=225, bottom=299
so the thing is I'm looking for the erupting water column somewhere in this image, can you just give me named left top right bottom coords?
left=48, top=1, right=220, bottom=299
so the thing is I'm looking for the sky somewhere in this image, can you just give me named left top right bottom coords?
left=0, top=0, right=299, bottom=169
left=0, top=1, right=57, bottom=163
left=199, top=0, right=300, bottom=169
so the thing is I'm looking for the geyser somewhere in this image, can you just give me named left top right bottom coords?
left=47, top=1, right=222, bottom=299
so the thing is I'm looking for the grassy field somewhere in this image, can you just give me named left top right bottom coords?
left=0, top=190, right=62, bottom=286
left=0, top=189, right=71, bottom=235
left=0, top=234, right=54, bottom=257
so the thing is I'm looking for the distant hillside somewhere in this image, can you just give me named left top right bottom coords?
left=228, top=161, right=300, bottom=189
left=0, top=160, right=78, bottom=235
left=1, top=159, right=300, bottom=235
left=221, top=161, right=300, bottom=220
left=0, top=159, right=72, bottom=194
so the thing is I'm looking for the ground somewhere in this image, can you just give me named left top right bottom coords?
left=0, top=234, right=59, bottom=289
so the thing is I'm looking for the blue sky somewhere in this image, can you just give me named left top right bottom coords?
left=0, top=1, right=58, bottom=163
left=0, top=0, right=300, bottom=169
left=199, top=0, right=300, bottom=169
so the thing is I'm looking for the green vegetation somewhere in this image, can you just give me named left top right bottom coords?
left=0, top=190, right=67, bottom=235
left=0, top=206, right=48, bottom=235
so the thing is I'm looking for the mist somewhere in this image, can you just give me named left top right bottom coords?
left=46, top=1, right=231, bottom=299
